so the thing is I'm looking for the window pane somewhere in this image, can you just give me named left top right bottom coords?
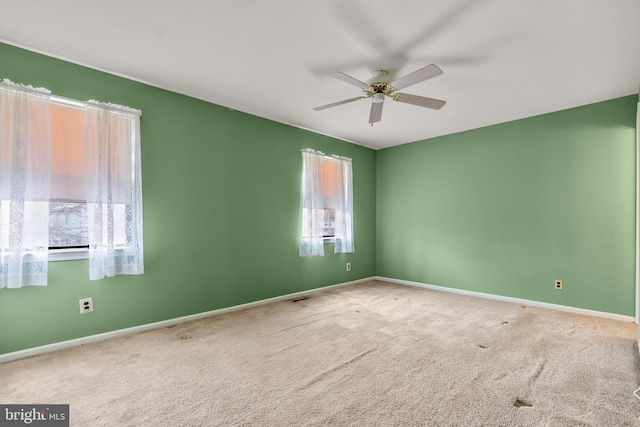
left=323, top=158, right=341, bottom=210
left=49, top=102, right=88, bottom=249
left=322, top=209, right=336, bottom=237
left=49, top=201, right=88, bottom=248
left=50, top=103, right=85, bottom=201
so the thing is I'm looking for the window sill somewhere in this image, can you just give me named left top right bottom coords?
left=49, top=248, right=89, bottom=261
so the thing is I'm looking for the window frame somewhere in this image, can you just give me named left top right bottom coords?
left=300, top=150, right=354, bottom=251
left=49, top=247, right=89, bottom=261
left=45, top=95, right=138, bottom=262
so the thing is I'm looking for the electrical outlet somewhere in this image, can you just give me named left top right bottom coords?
left=554, top=280, right=563, bottom=290
left=346, top=263, right=351, bottom=271
left=79, top=297, right=94, bottom=314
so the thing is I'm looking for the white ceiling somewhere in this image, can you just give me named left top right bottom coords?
left=0, top=0, right=638, bottom=149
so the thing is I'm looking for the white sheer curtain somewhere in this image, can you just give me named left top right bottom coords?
left=84, top=101, right=144, bottom=280
left=333, top=155, right=354, bottom=254
left=300, top=149, right=326, bottom=256
left=0, top=79, right=52, bottom=288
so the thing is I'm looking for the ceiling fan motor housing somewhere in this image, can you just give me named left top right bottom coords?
left=366, top=70, right=396, bottom=100
left=366, top=70, right=390, bottom=85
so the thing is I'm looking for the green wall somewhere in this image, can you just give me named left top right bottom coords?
left=1, top=41, right=637, bottom=355
left=0, top=43, right=377, bottom=354
left=377, top=96, right=637, bottom=315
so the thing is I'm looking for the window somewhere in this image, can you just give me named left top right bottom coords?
left=315, top=157, right=338, bottom=239
left=0, top=79, right=143, bottom=288
left=48, top=100, right=132, bottom=257
left=49, top=100, right=88, bottom=253
left=299, top=149, right=354, bottom=257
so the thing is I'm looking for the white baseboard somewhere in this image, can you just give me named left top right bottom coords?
left=0, top=277, right=375, bottom=364
left=376, top=276, right=636, bottom=323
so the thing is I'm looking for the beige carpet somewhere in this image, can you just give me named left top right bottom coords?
left=1, top=280, right=639, bottom=426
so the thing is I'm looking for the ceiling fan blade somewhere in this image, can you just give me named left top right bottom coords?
left=313, top=96, right=364, bottom=111
left=368, top=101, right=383, bottom=124
left=393, top=93, right=446, bottom=110
left=329, top=72, right=370, bottom=90
left=389, top=64, right=443, bottom=91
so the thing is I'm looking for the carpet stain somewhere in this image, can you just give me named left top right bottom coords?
left=513, top=399, right=533, bottom=408
left=179, top=334, right=193, bottom=340
left=291, top=297, right=309, bottom=303
left=477, top=344, right=488, bottom=349
left=501, top=321, right=509, bottom=325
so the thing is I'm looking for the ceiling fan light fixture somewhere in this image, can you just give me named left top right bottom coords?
left=372, top=93, right=385, bottom=104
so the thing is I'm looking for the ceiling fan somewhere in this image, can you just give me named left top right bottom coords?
left=313, top=64, right=446, bottom=125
